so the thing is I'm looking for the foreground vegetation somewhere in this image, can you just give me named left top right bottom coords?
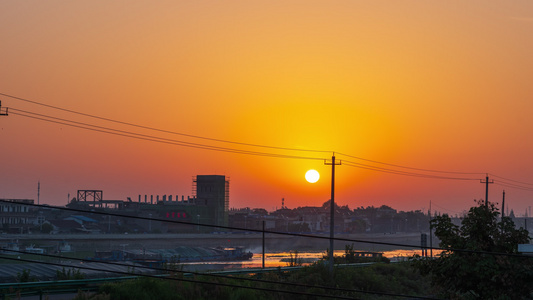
left=412, top=200, right=532, bottom=299
left=72, top=261, right=432, bottom=300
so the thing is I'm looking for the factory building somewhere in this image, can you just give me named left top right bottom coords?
left=66, top=175, right=230, bottom=233
left=193, top=175, right=229, bottom=229
left=0, top=199, right=36, bottom=233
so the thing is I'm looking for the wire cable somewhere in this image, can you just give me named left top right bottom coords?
left=0, top=255, right=364, bottom=300
left=489, top=173, right=533, bottom=187
left=342, top=160, right=481, bottom=181
left=0, top=248, right=439, bottom=300
left=14, top=107, right=533, bottom=192
left=9, top=110, right=325, bottom=161
left=12, top=109, right=533, bottom=192
left=1, top=200, right=531, bottom=260
left=493, top=181, right=533, bottom=192
left=1, top=92, right=331, bottom=153
left=6, top=92, right=533, bottom=190
left=337, top=152, right=485, bottom=175
left=490, top=173, right=533, bottom=191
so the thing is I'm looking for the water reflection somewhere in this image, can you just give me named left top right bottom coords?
left=180, top=249, right=443, bottom=272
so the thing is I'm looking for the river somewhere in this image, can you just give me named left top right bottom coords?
left=179, top=249, right=441, bottom=271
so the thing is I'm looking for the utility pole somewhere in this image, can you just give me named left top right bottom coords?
left=262, top=220, right=265, bottom=269
left=429, top=200, right=433, bottom=258
left=501, top=190, right=505, bottom=218
left=0, top=101, right=8, bottom=116
left=481, top=174, right=493, bottom=207
left=37, top=181, right=40, bottom=205
left=325, top=153, right=341, bottom=273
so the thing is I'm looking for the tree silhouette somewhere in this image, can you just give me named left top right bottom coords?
left=414, top=200, right=532, bottom=299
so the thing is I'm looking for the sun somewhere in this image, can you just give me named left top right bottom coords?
left=305, top=169, right=320, bottom=183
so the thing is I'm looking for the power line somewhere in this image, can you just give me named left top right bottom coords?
left=0, top=255, right=363, bottom=300
left=13, top=107, right=533, bottom=192
left=5, top=93, right=533, bottom=192
left=2, top=200, right=531, bottom=260
left=9, top=109, right=325, bottom=161
left=337, top=152, right=485, bottom=176
left=0, top=248, right=439, bottom=300
left=342, top=161, right=481, bottom=181
left=1, top=92, right=331, bottom=154
left=483, top=174, right=533, bottom=192
left=338, top=153, right=533, bottom=191
left=490, top=174, right=533, bottom=186
left=494, top=181, right=533, bottom=192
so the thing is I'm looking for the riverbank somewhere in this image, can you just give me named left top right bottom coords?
left=0, top=232, right=437, bottom=253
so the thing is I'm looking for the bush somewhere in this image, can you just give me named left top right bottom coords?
left=16, top=269, right=37, bottom=282
left=56, top=267, right=85, bottom=280
left=100, top=277, right=179, bottom=300
left=89, top=262, right=432, bottom=300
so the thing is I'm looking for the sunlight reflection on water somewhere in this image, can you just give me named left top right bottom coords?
left=180, top=249, right=443, bottom=271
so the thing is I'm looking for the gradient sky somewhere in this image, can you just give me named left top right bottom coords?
left=1, top=1, right=532, bottom=215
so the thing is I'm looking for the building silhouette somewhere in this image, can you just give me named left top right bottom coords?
left=0, top=199, right=36, bottom=233
left=194, top=175, right=229, bottom=229
left=62, top=175, right=230, bottom=233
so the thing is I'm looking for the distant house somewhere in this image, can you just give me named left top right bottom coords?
left=0, top=199, right=36, bottom=234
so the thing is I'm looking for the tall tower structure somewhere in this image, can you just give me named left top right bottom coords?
left=194, top=175, right=229, bottom=229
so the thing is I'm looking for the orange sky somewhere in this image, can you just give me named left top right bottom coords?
left=1, top=1, right=532, bottom=215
